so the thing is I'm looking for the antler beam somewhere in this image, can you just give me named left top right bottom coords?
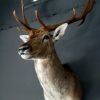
left=13, top=0, right=95, bottom=33
left=46, top=0, right=95, bottom=31
left=13, top=0, right=37, bottom=33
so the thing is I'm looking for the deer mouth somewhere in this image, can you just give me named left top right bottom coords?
left=18, top=45, right=33, bottom=59
left=18, top=45, right=30, bottom=54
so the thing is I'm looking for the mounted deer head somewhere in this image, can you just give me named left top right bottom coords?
left=13, top=1, right=95, bottom=99
left=13, top=0, right=95, bottom=60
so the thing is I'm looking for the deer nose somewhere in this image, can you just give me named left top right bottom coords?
left=18, top=45, right=31, bottom=55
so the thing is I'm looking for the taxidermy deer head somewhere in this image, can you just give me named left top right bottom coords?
left=13, top=0, right=95, bottom=100
left=13, top=0, right=95, bottom=60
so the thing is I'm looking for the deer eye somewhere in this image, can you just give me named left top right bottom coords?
left=42, top=35, right=49, bottom=42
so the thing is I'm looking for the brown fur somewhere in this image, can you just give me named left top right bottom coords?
left=19, top=34, right=82, bottom=100
left=13, top=0, right=95, bottom=99
left=34, top=49, right=82, bottom=100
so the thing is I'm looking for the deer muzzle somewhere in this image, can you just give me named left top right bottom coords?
left=18, top=44, right=31, bottom=55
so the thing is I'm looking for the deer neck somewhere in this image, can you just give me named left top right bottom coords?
left=33, top=49, right=72, bottom=100
left=33, top=50, right=63, bottom=78
left=33, top=50, right=66, bottom=92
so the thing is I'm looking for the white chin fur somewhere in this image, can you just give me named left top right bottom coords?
left=20, top=55, right=33, bottom=60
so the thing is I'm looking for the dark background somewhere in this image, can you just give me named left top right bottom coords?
left=0, top=0, right=100, bottom=100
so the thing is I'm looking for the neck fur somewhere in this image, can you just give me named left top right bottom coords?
left=32, top=51, right=76, bottom=100
left=33, top=51, right=67, bottom=94
left=34, top=51, right=63, bottom=76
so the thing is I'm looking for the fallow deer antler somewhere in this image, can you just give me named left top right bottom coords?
left=21, top=0, right=29, bottom=26
left=35, top=10, right=49, bottom=30
left=13, top=0, right=37, bottom=34
left=13, top=0, right=95, bottom=34
left=35, top=0, right=95, bottom=31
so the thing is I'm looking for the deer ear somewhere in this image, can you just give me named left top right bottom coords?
left=53, top=23, right=68, bottom=42
left=19, top=35, right=29, bottom=43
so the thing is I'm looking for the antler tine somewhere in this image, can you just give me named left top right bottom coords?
left=13, top=0, right=37, bottom=33
left=79, top=0, right=95, bottom=24
left=70, top=0, right=95, bottom=24
left=21, top=0, right=29, bottom=25
left=13, top=10, right=32, bottom=30
left=35, top=10, right=49, bottom=30
left=47, top=0, right=95, bottom=31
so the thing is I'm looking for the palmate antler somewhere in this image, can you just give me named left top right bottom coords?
left=13, top=0, right=95, bottom=33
